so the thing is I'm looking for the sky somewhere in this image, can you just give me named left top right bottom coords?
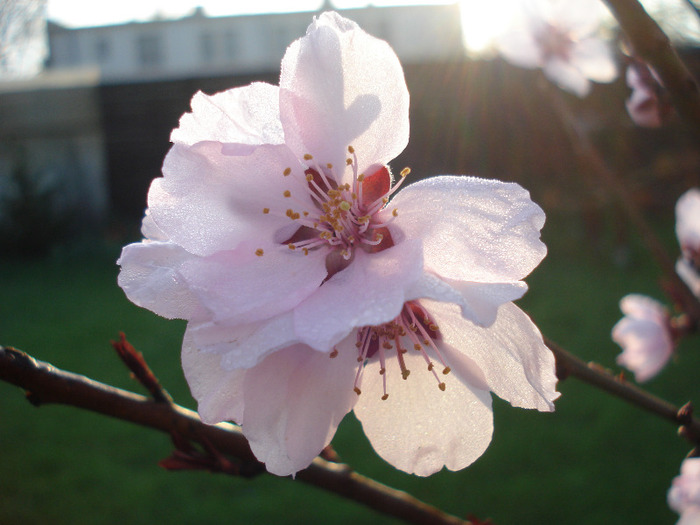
left=46, top=0, right=454, bottom=28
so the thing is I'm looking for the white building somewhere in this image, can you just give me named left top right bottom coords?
left=45, top=4, right=465, bottom=83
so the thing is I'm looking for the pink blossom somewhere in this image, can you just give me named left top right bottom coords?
left=669, top=458, right=700, bottom=525
left=676, top=188, right=700, bottom=296
left=612, top=294, right=673, bottom=382
left=496, top=0, right=617, bottom=97
left=119, top=12, right=559, bottom=476
left=625, top=59, right=672, bottom=128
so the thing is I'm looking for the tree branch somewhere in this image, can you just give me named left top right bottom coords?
left=603, top=0, right=700, bottom=134
left=0, top=345, right=471, bottom=525
left=547, top=338, right=700, bottom=446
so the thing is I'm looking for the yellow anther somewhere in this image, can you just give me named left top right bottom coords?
left=303, top=211, right=309, bottom=216
left=354, top=387, right=362, bottom=395
left=283, top=167, right=291, bottom=176
left=348, top=145, right=355, bottom=153
left=283, top=190, right=291, bottom=198
left=346, top=158, right=352, bottom=165
left=400, top=167, right=411, bottom=177
left=305, top=173, right=314, bottom=181
left=302, top=248, right=309, bottom=256
left=392, top=209, right=398, bottom=217
left=442, top=367, right=451, bottom=375
left=326, top=163, right=333, bottom=169
left=303, top=153, right=313, bottom=160
left=381, top=394, right=389, bottom=401
left=288, top=244, right=296, bottom=250
left=329, top=348, right=338, bottom=358
left=401, top=370, right=411, bottom=380
left=438, top=382, right=446, bottom=391
left=339, top=201, right=351, bottom=211
left=382, top=341, right=393, bottom=349
left=255, top=249, right=264, bottom=257
left=382, top=197, right=388, bottom=204
left=428, top=363, right=434, bottom=371
left=414, top=344, right=422, bottom=351
left=357, top=173, right=365, bottom=182
left=379, top=368, right=386, bottom=375
left=429, top=323, right=439, bottom=331
left=262, top=208, right=270, bottom=214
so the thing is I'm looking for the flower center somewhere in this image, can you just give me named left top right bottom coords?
left=260, top=145, right=409, bottom=277
left=341, top=301, right=452, bottom=401
left=536, top=24, right=573, bottom=62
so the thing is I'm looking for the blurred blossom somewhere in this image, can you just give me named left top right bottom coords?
left=676, top=188, right=700, bottom=296
left=612, top=295, right=673, bottom=382
left=625, top=59, right=672, bottom=128
left=119, top=11, right=558, bottom=477
left=495, top=0, right=617, bottom=97
left=669, top=458, right=700, bottom=525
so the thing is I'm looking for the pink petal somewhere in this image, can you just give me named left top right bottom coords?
left=171, top=82, right=283, bottom=146
left=294, top=240, right=424, bottom=351
left=181, top=328, right=246, bottom=424
left=179, top=240, right=328, bottom=326
left=150, top=141, right=312, bottom=256
left=389, top=176, right=546, bottom=284
left=188, top=312, right=299, bottom=370
left=406, top=272, right=528, bottom=327
left=425, top=299, right=559, bottom=411
left=279, top=11, right=409, bottom=182
left=241, top=342, right=359, bottom=476
left=117, top=240, right=202, bottom=320
left=676, top=188, right=700, bottom=253
left=571, top=38, right=617, bottom=83
left=354, top=349, right=493, bottom=476
left=677, top=259, right=700, bottom=297
left=543, top=58, right=590, bottom=97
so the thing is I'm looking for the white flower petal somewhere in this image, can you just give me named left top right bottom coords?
left=294, top=240, right=424, bottom=351
left=676, top=188, right=700, bottom=254
left=571, top=38, right=617, bottom=83
left=150, top=141, right=311, bottom=256
left=241, top=342, right=359, bottom=476
left=354, top=349, right=493, bottom=476
left=188, top=311, right=299, bottom=370
left=612, top=295, right=673, bottom=383
left=543, top=58, right=590, bottom=97
left=280, top=11, right=409, bottom=179
left=677, top=259, right=700, bottom=297
left=496, top=28, right=541, bottom=69
left=406, top=272, right=528, bottom=327
left=425, top=299, right=559, bottom=411
left=117, top=241, right=202, bottom=320
left=181, top=328, right=246, bottom=424
left=171, top=83, right=283, bottom=146
left=179, top=241, right=328, bottom=326
left=389, top=176, right=546, bottom=283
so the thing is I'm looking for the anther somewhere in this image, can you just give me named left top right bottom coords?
left=400, top=167, right=411, bottom=177
left=283, top=190, right=291, bottom=198
left=348, top=145, right=355, bottom=153
left=339, top=201, right=351, bottom=211
left=379, top=367, right=386, bottom=375
left=438, top=382, right=446, bottom=391
left=262, top=208, right=270, bottom=214
left=414, top=344, right=422, bottom=351
left=288, top=244, right=296, bottom=250
left=283, top=167, right=291, bottom=176
left=392, top=209, right=398, bottom=217
left=346, top=158, right=352, bottom=165
left=401, top=369, right=411, bottom=380
left=329, top=348, right=338, bottom=358
left=381, top=394, right=389, bottom=401
left=428, top=362, right=434, bottom=371
left=442, top=367, right=451, bottom=375
left=354, top=387, right=362, bottom=395
left=303, top=154, right=313, bottom=160
left=326, top=163, right=333, bottom=169
left=255, top=249, right=264, bottom=256
left=306, top=173, right=314, bottom=181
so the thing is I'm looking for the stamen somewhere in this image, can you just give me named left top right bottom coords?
left=329, top=348, right=338, bottom=358
left=283, top=167, right=291, bottom=176
left=255, top=249, right=264, bottom=256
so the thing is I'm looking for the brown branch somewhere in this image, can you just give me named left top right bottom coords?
left=603, top=0, right=700, bottom=134
left=0, top=345, right=471, bottom=525
left=547, top=338, right=700, bottom=444
left=111, top=332, right=173, bottom=404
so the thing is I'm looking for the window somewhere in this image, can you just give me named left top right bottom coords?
left=136, top=34, right=162, bottom=66
left=95, top=37, right=110, bottom=61
left=200, top=32, right=215, bottom=61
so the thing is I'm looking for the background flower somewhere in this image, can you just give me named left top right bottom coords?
left=612, top=294, right=674, bottom=382
left=669, top=458, right=700, bottom=525
left=495, top=0, right=617, bottom=97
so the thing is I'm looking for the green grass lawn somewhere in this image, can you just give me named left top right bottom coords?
left=1, top=210, right=698, bottom=524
